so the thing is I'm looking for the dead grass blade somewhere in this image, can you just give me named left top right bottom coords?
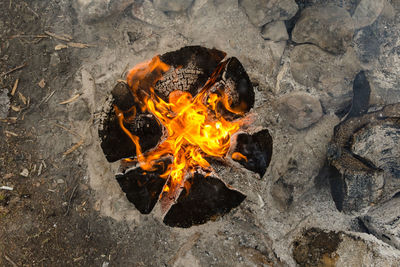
left=18, top=92, right=27, bottom=105
left=11, top=79, right=19, bottom=96
left=4, top=130, right=18, bottom=137
left=53, top=123, right=82, bottom=138
left=59, top=93, right=80, bottom=105
left=63, top=139, right=84, bottom=156
left=67, top=42, right=95, bottom=48
left=55, top=44, right=68, bottom=50
left=0, top=63, right=27, bottom=77
left=44, top=31, right=72, bottom=42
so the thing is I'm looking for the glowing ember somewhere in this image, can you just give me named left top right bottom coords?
left=116, top=56, right=248, bottom=193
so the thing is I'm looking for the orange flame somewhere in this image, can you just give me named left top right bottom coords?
left=118, top=56, right=248, bottom=192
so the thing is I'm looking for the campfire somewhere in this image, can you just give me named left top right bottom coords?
left=99, top=46, right=272, bottom=227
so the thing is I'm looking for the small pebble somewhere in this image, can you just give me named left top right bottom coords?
left=20, top=168, right=29, bottom=177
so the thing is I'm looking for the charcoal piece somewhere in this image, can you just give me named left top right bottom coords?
left=99, top=99, right=163, bottom=162
left=116, top=160, right=170, bottom=214
left=163, top=173, right=246, bottom=228
left=154, top=46, right=226, bottom=100
left=111, top=81, right=136, bottom=111
left=232, top=129, right=273, bottom=177
left=360, top=196, right=400, bottom=249
left=222, top=57, right=254, bottom=112
left=204, top=57, right=255, bottom=119
left=347, top=70, right=371, bottom=119
left=328, top=103, right=400, bottom=212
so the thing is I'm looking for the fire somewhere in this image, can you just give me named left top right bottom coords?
left=117, top=56, right=248, bottom=193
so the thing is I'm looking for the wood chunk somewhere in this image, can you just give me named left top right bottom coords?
left=232, top=129, right=273, bottom=177
left=154, top=46, right=226, bottom=100
left=98, top=96, right=163, bottom=162
left=328, top=102, right=400, bottom=212
left=163, top=173, right=245, bottom=228
left=116, top=159, right=169, bottom=214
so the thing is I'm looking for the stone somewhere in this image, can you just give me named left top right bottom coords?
left=239, top=0, right=298, bottom=27
left=328, top=103, right=400, bottom=212
left=74, top=0, right=135, bottom=23
left=261, top=21, right=288, bottom=41
left=183, top=0, right=278, bottom=87
left=20, top=168, right=29, bottom=177
left=153, top=0, right=194, bottom=12
left=293, top=228, right=342, bottom=267
left=277, top=92, right=323, bottom=130
left=292, top=5, right=355, bottom=54
left=293, top=228, right=400, bottom=266
left=271, top=177, right=293, bottom=210
left=131, top=0, right=174, bottom=27
left=352, top=0, right=385, bottom=29
left=290, top=44, right=360, bottom=113
left=361, top=196, right=400, bottom=249
left=0, top=88, right=10, bottom=119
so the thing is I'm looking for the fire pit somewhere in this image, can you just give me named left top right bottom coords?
left=99, top=46, right=272, bottom=227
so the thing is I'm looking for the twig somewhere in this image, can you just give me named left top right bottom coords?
left=9, top=34, right=47, bottom=39
left=0, top=186, right=14, bottom=191
left=4, top=254, right=18, bottom=267
left=53, top=123, right=82, bottom=138
left=59, top=93, right=81, bottom=105
left=44, top=31, right=72, bottom=42
left=4, top=130, right=18, bottom=137
left=38, top=90, right=55, bottom=106
left=63, top=139, right=84, bottom=156
left=11, top=79, right=19, bottom=96
left=0, top=63, right=27, bottom=77
left=64, top=184, right=78, bottom=216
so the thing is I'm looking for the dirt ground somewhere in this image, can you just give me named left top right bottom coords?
left=0, top=1, right=173, bottom=266
left=1, top=0, right=400, bottom=266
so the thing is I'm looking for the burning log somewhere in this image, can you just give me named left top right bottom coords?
left=116, top=158, right=170, bottom=214
left=99, top=81, right=163, bottom=162
left=163, top=173, right=246, bottom=228
left=99, top=46, right=273, bottom=227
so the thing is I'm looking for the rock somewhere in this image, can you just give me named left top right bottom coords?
left=74, top=0, right=135, bottom=23
left=361, top=196, right=400, bottom=249
left=272, top=114, right=339, bottom=203
left=131, top=0, right=173, bottom=27
left=271, top=177, right=293, bottom=210
left=261, top=21, right=288, bottom=41
left=293, top=228, right=400, bottom=266
left=153, top=0, right=193, bottom=12
left=352, top=0, right=385, bottom=29
left=293, top=228, right=342, bottom=267
left=292, top=5, right=355, bottom=54
left=20, top=168, right=29, bottom=177
left=183, top=0, right=278, bottom=87
left=239, top=0, right=298, bottom=27
left=328, top=103, right=400, bottom=212
left=277, top=92, right=323, bottom=130
left=290, top=44, right=360, bottom=113
left=0, top=88, right=10, bottom=119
